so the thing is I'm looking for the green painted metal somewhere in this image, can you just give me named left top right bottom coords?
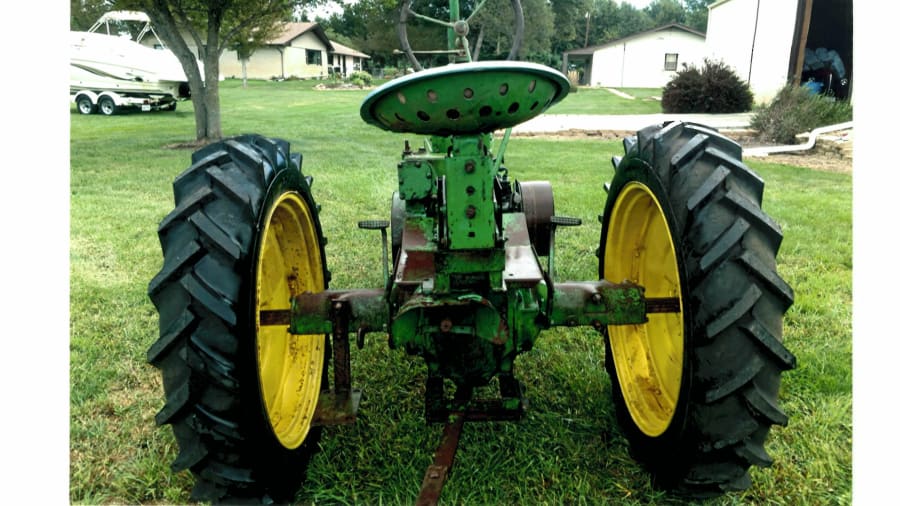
left=359, top=61, right=570, bottom=135
left=448, top=0, right=460, bottom=60
left=443, top=136, right=496, bottom=250
left=280, top=62, right=665, bottom=404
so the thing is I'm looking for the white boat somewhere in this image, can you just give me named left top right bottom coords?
left=70, top=11, right=191, bottom=114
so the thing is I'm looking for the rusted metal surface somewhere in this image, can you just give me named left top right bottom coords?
left=645, top=297, right=681, bottom=313
left=502, top=212, right=543, bottom=288
left=515, top=180, right=554, bottom=256
left=258, top=309, right=291, bottom=326
left=332, top=301, right=352, bottom=397
left=312, top=389, right=362, bottom=426
left=416, top=412, right=466, bottom=506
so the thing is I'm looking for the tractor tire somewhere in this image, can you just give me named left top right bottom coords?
left=147, top=134, right=330, bottom=503
left=599, top=121, right=796, bottom=498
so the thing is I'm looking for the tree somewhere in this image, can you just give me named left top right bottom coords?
left=684, top=0, right=715, bottom=32
left=549, top=0, right=591, bottom=54
left=601, top=1, right=652, bottom=42
left=323, top=0, right=403, bottom=68
left=71, top=0, right=115, bottom=30
left=469, top=0, right=553, bottom=63
left=644, top=0, right=686, bottom=27
left=112, top=0, right=310, bottom=143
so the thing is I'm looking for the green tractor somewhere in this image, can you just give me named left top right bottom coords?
left=147, top=1, right=795, bottom=503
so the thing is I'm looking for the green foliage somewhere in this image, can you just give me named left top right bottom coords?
left=750, top=84, right=853, bottom=144
left=348, top=70, right=374, bottom=86
left=661, top=58, right=753, bottom=113
left=71, top=0, right=114, bottom=30
left=645, top=0, right=686, bottom=26
left=550, top=0, right=591, bottom=53
left=469, top=0, right=554, bottom=62
left=683, top=0, right=716, bottom=31
left=321, top=0, right=402, bottom=67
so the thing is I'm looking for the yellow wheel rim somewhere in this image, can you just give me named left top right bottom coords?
left=604, top=182, right=684, bottom=437
left=256, top=191, right=325, bottom=449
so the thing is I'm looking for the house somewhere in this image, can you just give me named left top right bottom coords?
left=218, top=22, right=369, bottom=80
left=562, top=23, right=706, bottom=88
left=329, top=41, right=371, bottom=77
left=705, top=0, right=852, bottom=102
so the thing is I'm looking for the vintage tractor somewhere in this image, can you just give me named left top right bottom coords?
left=147, top=1, right=795, bottom=503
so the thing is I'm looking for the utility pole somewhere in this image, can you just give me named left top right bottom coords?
left=584, top=12, right=591, bottom=47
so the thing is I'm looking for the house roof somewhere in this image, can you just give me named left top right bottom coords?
left=564, top=23, right=706, bottom=56
left=709, top=0, right=735, bottom=9
left=269, top=22, right=334, bottom=52
left=330, top=41, right=370, bottom=59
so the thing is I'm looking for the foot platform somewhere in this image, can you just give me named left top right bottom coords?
left=360, top=61, right=570, bottom=136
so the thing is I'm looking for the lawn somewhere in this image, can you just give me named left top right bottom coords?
left=70, top=78, right=851, bottom=504
left=547, top=86, right=663, bottom=115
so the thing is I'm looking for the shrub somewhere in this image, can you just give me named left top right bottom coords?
left=661, top=58, right=753, bottom=113
left=382, top=66, right=400, bottom=79
left=348, top=71, right=373, bottom=86
left=566, top=71, right=579, bottom=93
left=750, top=84, right=853, bottom=144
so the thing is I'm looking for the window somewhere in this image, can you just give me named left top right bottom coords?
left=664, top=53, right=678, bottom=71
left=306, top=49, right=322, bottom=65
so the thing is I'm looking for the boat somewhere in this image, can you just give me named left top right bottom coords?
left=70, top=11, right=191, bottom=114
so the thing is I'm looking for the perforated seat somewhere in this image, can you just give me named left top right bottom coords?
left=360, top=61, right=570, bottom=136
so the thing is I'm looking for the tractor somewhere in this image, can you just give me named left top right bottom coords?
left=147, top=1, right=795, bottom=503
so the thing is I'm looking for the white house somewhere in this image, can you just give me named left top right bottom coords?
left=217, top=22, right=370, bottom=80
left=562, top=23, right=707, bottom=88
left=705, top=0, right=852, bottom=102
left=329, top=41, right=371, bottom=77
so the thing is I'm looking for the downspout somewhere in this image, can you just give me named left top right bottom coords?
left=744, top=121, right=852, bottom=156
left=278, top=47, right=285, bottom=79
left=621, top=42, right=626, bottom=88
left=748, top=0, right=761, bottom=84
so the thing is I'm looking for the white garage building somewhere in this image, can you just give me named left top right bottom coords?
left=562, top=23, right=707, bottom=88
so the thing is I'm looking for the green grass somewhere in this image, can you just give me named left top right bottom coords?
left=545, top=86, right=663, bottom=115
left=70, top=78, right=851, bottom=504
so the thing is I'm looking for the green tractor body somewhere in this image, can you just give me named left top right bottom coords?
left=280, top=62, right=658, bottom=409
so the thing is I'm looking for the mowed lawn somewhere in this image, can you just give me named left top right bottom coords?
left=70, top=79, right=851, bottom=504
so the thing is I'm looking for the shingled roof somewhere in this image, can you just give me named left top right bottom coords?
left=330, top=41, right=370, bottom=59
left=268, top=22, right=334, bottom=52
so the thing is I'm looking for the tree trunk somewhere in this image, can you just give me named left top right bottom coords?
left=142, top=3, right=223, bottom=143
left=472, top=27, right=484, bottom=62
left=242, top=59, right=248, bottom=88
left=202, top=59, right=222, bottom=141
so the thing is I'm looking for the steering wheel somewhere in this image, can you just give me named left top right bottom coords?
left=398, top=0, right=524, bottom=71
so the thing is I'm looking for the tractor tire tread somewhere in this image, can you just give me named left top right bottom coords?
left=600, top=121, right=795, bottom=498
left=148, top=134, right=326, bottom=502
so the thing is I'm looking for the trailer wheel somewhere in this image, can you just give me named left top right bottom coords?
left=98, top=96, right=117, bottom=116
left=599, top=122, right=796, bottom=498
left=147, top=134, right=330, bottom=503
left=76, top=96, right=95, bottom=115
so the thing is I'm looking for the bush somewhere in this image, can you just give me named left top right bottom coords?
left=566, top=70, right=579, bottom=93
left=750, top=84, right=853, bottom=144
left=661, top=58, right=753, bottom=113
left=347, top=71, right=373, bottom=86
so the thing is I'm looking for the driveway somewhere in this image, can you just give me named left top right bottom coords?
left=513, top=112, right=754, bottom=134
